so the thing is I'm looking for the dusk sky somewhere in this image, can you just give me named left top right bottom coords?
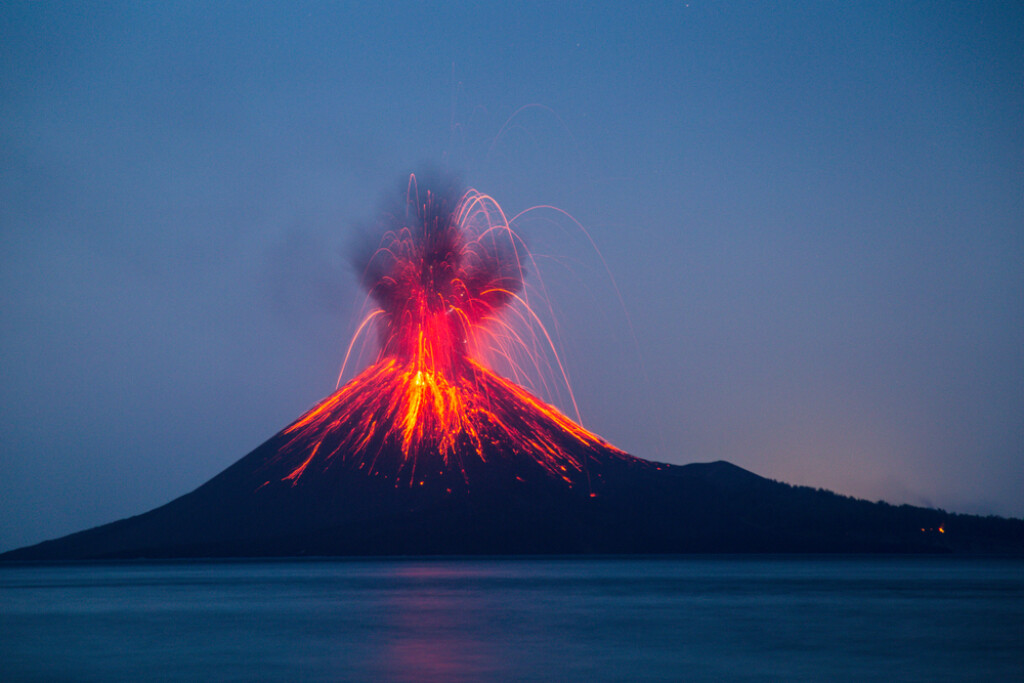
left=2, top=2, right=1022, bottom=551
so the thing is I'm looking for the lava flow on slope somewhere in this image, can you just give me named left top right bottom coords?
left=263, top=176, right=636, bottom=494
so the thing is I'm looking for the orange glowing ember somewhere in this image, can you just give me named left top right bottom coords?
left=272, top=175, right=629, bottom=488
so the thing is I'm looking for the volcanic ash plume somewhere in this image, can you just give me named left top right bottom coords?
left=268, top=175, right=632, bottom=490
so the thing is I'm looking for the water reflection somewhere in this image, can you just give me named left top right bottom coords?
left=1, top=558, right=1022, bottom=682
left=374, top=565, right=497, bottom=683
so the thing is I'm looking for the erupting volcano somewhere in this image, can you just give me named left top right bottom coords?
left=4, top=177, right=1021, bottom=561
left=270, top=177, right=634, bottom=492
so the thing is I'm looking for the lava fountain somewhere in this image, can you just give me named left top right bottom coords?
left=271, top=175, right=632, bottom=490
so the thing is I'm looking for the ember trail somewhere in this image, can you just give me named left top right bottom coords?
left=273, top=176, right=631, bottom=489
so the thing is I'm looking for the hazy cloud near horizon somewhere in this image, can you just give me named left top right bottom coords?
left=1, top=2, right=1022, bottom=550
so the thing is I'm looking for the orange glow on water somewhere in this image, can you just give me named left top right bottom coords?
left=274, top=177, right=629, bottom=487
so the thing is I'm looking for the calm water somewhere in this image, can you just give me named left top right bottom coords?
left=1, top=556, right=1022, bottom=682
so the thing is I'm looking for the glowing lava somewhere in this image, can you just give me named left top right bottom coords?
left=273, top=176, right=630, bottom=488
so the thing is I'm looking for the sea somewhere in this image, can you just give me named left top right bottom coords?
left=1, top=556, right=1021, bottom=682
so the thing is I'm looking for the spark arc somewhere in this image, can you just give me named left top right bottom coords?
left=270, top=177, right=631, bottom=490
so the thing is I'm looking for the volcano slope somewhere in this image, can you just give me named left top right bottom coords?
left=4, top=377, right=1022, bottom=561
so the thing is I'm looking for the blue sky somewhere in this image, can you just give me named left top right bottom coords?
left=1, top=1, right=1022, bottom=550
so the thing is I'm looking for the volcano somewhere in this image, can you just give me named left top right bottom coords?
left=4, top=178, right=1022, bottom=560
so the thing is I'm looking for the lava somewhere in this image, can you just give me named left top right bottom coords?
left=273, top=175, right=629, bottom=488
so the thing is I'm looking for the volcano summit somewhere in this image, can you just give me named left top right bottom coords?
left=4, top=178, right=1021, bottom=560
left=272, top=178, right=632, bottom=491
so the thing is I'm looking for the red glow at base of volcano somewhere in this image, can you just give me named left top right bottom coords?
left=272, top=176, right=629, bottom=488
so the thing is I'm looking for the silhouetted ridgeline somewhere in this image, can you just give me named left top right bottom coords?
left=3, top=454, right=1021, bottom=561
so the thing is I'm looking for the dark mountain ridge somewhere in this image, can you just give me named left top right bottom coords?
left=4, top=430, right=1021, bottom=560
